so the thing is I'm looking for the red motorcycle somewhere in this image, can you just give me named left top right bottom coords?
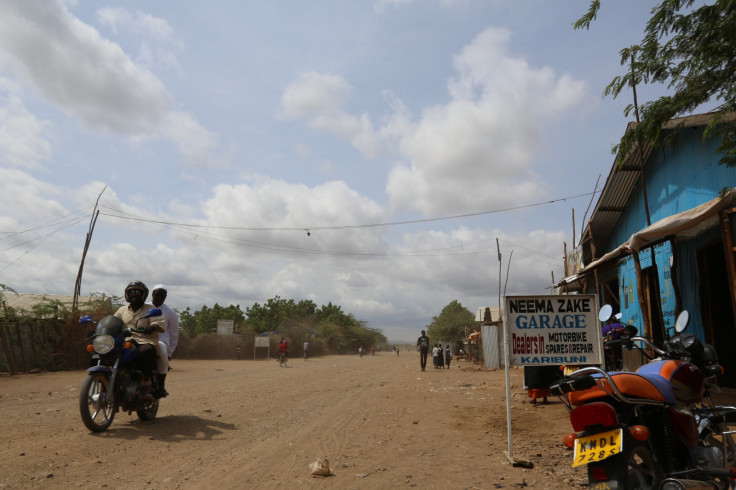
left=551, top=309, right=736, bottom=489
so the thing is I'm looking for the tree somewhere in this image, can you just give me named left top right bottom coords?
left=427, top=300, right=475, bottom=341
left=576, top=1, right=736, bottom=165
left=178, top=303, right=246, bottom=337
left=244, top=296, right=318, bottom=334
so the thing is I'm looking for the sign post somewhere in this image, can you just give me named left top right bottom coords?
left=254, top=336, right=270, bottom=360
left=502, top=294, right=601, bottom=462
left=216, top=319, right=234, bottom=335
left=505, top=295, right=601, bottom=367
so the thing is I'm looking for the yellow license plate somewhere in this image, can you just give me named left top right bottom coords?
left=572, top=429, right=623, bottom=467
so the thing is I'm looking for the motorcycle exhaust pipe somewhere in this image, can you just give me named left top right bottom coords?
left=659, top=478, right=719, bottom=489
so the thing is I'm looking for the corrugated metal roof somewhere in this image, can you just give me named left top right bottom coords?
left=1, top=293, right=94, bottom=316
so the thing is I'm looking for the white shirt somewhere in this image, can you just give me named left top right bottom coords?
left=154, top=303, right=180, bottom=354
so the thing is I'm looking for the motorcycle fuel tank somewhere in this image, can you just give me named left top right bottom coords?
left=637, top=360, right=704, bottom=404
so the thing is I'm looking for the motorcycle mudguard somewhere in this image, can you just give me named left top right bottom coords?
left=85, top=365, right=112, bottom=375
left=569, top=372, right=675, bottom=406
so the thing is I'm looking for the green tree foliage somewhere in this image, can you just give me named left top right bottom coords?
left=241, top=296, right=386, bottom=353
left=244, top=296, right=318, bottom=334
left=179, top=303, right=246, bottom=337
left=427, top=300, right=475, bottom=342
left=575, top=1, right=736, bottom=165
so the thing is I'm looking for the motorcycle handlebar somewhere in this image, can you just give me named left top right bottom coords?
left=615, top=336, right=667, bottom=357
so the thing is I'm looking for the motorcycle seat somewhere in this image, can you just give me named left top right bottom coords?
left=569, top=371, right=676, bottom=406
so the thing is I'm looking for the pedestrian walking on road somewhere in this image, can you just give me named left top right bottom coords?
left=417, top=330, right=429, bottom=371
left=445, top=345, right=452, bottom=370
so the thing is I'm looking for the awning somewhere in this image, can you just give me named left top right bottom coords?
left=556, top=187, right=736, bottom=287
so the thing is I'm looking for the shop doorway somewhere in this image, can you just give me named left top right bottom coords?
left=642, top=265, right=665, bottom=346
left=698, top=241, right=736, bottom=386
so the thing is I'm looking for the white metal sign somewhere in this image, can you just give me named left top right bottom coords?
left=254, top=336, right=269, bottom=347
left=504, top=294, right=601, bottom=366
left=216, top=319, right=234, bottom=335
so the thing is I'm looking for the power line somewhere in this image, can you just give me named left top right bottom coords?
left=97, top=191, right=595, bottom=232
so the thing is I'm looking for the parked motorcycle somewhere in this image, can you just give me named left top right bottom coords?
left=551, top=307, right=736, bottom=489
left=79, top=308, right=164, bottom=432
left=599, top=304, right=627, bottom=372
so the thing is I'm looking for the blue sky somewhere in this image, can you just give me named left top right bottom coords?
left=0, top=0, right=667, bottom=341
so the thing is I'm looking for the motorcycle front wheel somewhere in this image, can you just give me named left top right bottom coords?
left=79, top=372, right=116, bottom=432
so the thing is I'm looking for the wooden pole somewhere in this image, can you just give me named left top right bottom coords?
left=633, top=252, right=651, bottom=338
left=668, top=238, right=683, bottom=315
left=73, top=187, right=106, bottom=311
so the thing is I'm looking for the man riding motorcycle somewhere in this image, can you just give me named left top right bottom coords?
left=114, top=280, right=168, bottom=398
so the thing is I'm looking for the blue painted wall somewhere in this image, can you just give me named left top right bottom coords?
left=594, top=124, right=736, bottom=338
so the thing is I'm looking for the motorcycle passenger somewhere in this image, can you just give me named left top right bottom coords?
left=114, top=280, right=167, bottom=398
left=151, top=284, right=178, bottom=398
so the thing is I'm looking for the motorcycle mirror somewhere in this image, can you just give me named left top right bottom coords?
left=79, top=315, right=93, bottom=324
left=145, top=308, right=163, bottom=318
left=598, top=305, right=613, bottom=322
left=598, top=304, right=613, bottom=322
left=674, top=310, right=690, bottom=333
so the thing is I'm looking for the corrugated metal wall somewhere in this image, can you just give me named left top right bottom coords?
left=594, top=124, right=735, bottom=343
left=604, top=125, right=736, bottom=252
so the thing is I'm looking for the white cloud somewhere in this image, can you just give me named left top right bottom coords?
left=0, top=2, right=217, bottom=167
left=279, top=28, right=590, bottom=217
left=199, top=177, right=387, bottom=253
left=0, top=167, right=66, bottom=221
left=0, top=79, right=52, bottom=169
left=161, top=111, right=219, bottom=167
left=374, top=0, right=468, bottom=13
left=280, top=72, right=384, bottom=158
left=96, top=7, right=182, bottom=73
left=386, top=27, right=590, bottom=215
left=0, top=1, right=171, bottom=135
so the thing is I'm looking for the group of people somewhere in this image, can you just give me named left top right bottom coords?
left=432, top=343, right=451, bottom=369
left=415, top=330, right=452, bottom=371
left=113, top=280, right=180, bottom=398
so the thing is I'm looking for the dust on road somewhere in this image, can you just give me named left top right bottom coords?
left=0, top=353, right=587, bottom=489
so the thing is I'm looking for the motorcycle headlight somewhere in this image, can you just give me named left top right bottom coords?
left=93, top=334, right=115, bottom=354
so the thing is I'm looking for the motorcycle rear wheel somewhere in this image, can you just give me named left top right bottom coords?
left=135, top=376, right=159, bottom=422
left=591, top=441, right=660, bottom=490
left=80, top=372, right=117, bottom=432
left=136, top=397, right=159, bottom=421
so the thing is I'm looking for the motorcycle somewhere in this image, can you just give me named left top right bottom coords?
left=79, top=308, right=164, bottom=432
left=551, top=307, right=736, bottom=489
left=600, top=304, right=628, bottom=372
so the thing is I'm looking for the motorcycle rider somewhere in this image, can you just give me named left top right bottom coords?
left=278, top=338, right=288, bottom=360
left=114, top=280, right=167, bottom=398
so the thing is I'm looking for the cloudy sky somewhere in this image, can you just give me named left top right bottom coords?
left=0, top=0, right=664, bottom=341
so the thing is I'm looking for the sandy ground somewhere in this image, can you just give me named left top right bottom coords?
left=0, top=352, right=620, bottom=489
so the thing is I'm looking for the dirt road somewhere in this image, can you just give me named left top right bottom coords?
left=0, top=352, right=589, bottom=489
